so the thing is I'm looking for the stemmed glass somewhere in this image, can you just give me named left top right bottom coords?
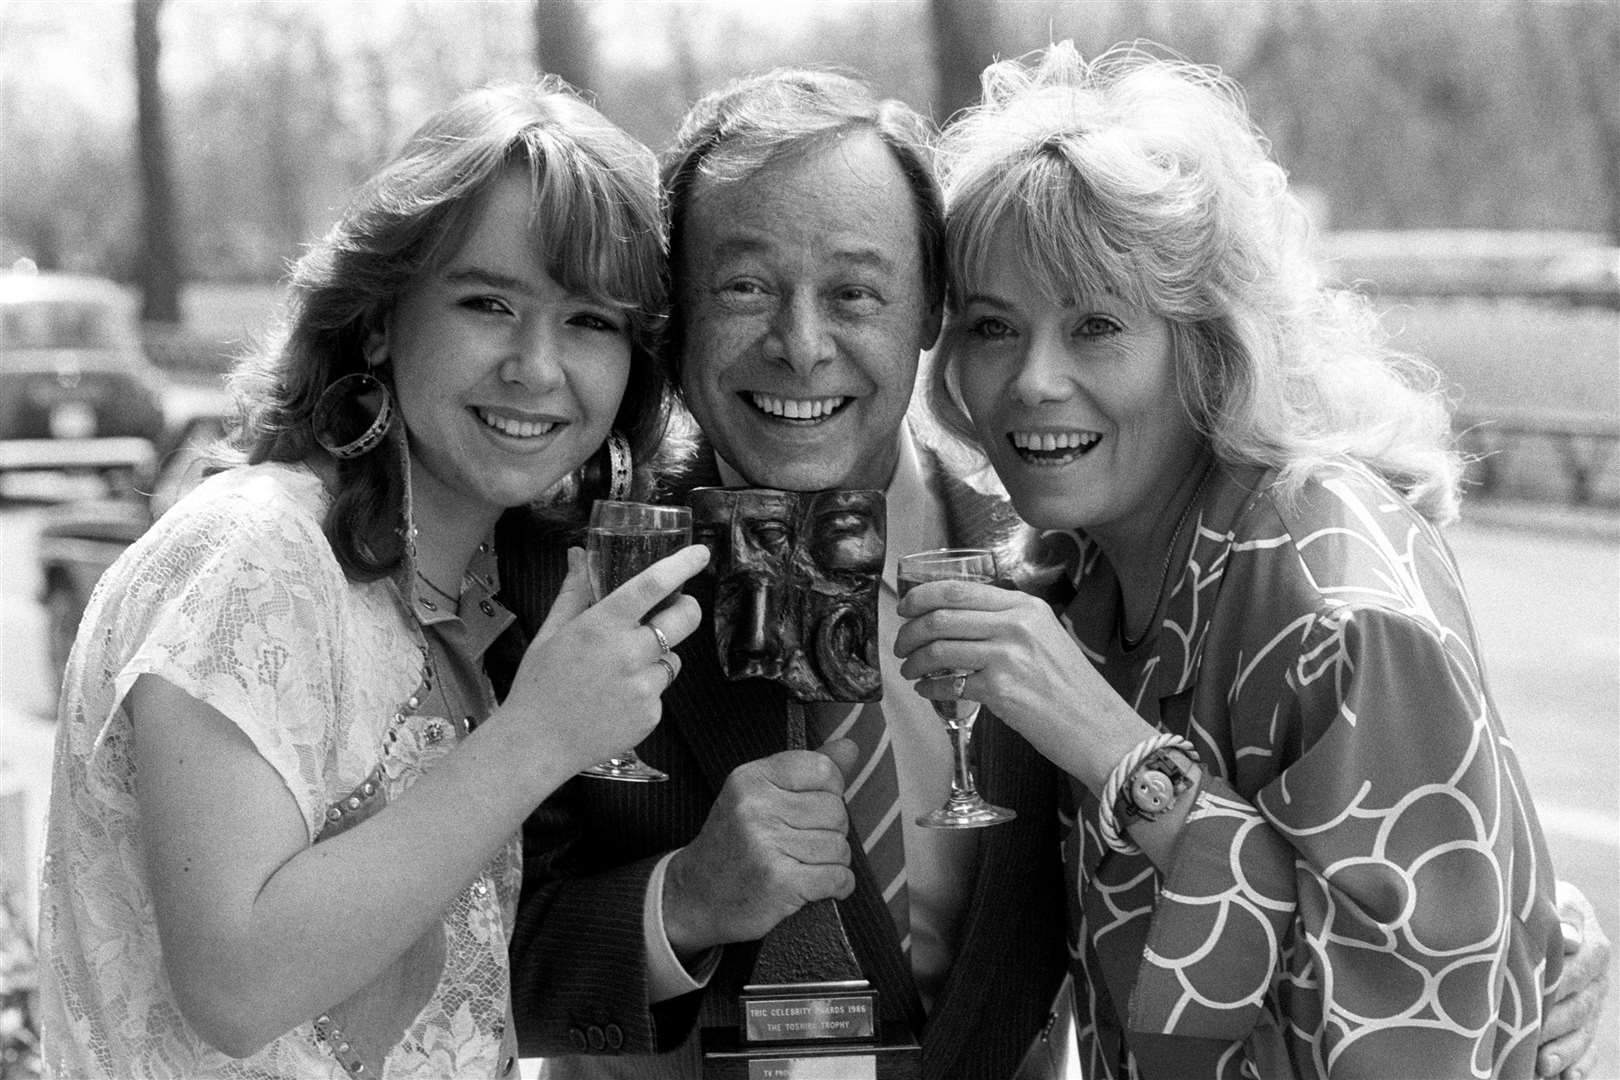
left=896, top=548, right=1017, bottom=829
left=579, top=500, right=691, bottom=782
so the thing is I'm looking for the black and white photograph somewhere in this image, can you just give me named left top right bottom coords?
left=2, top=2, right=1615, bottom=1078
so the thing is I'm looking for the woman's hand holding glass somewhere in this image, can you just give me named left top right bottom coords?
left=894, top=550, right=1014, bottom=828
left=579, top=500, right=696, bottom=781
left=892, top=572, right=1154, bottom=797
left=498, top=540, right=708, bottom=792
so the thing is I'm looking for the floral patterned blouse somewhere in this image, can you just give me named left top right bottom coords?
left=38, top=462, right=522, bottom=1079
left=1053, top=459, right=1563, bottom=1079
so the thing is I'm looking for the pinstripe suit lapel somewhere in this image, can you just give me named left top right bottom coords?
left=661, top=571, right=789, bottom=795
left=492, top=508, right=571, bottom=634
left=658, top=442, right=789, bottom=793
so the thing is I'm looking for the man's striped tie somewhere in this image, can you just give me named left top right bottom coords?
left=816, top=701, right=911, bottom=955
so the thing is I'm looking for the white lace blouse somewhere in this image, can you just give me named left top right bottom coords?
left=38, top=462, right=522, bottom=1079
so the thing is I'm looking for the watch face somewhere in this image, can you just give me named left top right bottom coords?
left=1131, top=769, right=1176, bottom=814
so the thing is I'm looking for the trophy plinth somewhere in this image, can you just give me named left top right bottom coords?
left=700, top=902, right=920, bottom=1077
left=701, top=1020, right=921, bottom=1080
left=699, top=753, right=921, bottom=1078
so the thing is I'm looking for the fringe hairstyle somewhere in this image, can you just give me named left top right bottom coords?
left=928, top=42, right=1462, bottom=525
left=225, top=77, right=671, bottom=580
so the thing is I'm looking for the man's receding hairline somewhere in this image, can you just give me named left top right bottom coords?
left=693, top=123, right=908, bottom=192
left=684, top=127, right=921, bottom=229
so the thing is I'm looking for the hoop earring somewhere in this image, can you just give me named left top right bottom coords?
left=313, top=372, right=395, bottom=459
left=534, top=430, right=633, bottom=508
left=578, top=430, right=633, bottom=503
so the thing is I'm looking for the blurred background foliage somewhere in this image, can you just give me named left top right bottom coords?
left=3, top=0, right=1617, bottom=293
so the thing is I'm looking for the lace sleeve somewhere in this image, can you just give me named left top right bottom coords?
left=98, top=476, right=352, bottom=840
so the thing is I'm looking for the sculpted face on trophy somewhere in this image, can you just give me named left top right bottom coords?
left=691, top=487, right=885, bottom=703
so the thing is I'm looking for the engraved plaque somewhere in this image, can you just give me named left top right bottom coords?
left=741, top=982, right=876, bottom=1042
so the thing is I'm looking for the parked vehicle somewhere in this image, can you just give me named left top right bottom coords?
left=37, top=416, right=225, bottom=696
left=0, top=268, right=167, bottom=485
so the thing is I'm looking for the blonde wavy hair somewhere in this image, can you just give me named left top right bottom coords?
left=929, top=41, right=1462, bottom=524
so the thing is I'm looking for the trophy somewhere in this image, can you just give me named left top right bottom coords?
left=691, top=488, right=885, bottom=703
left=691, top=488, right=921, bottom=1079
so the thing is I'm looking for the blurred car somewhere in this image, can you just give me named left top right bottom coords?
left=0, top=269, right=167, bottom=484
left=37, top=415, right=225, bottom=696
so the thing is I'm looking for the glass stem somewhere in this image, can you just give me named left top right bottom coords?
left=940, top=705, right=980, bottom=802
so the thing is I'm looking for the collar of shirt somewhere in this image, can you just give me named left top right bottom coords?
left=396, top=538, right=515, bottom=660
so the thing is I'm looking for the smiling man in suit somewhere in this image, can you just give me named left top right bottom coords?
left=499, top=69, right=1070, bottom=1080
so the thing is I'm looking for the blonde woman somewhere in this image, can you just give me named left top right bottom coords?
left=898, top=43, right=1600, bottom=1078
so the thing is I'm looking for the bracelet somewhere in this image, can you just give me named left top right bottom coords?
left=1098, top=732, right=1198, bottom=855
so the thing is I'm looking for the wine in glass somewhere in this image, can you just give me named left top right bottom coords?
left=896, top=548, right=1017, bottom=828
left=580, top=500, right=692, bottom=782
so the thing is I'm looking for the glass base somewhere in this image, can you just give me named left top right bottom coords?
left=916, top=798, right=1016, bottom=829
left=579, top=756, right=668, bottom=782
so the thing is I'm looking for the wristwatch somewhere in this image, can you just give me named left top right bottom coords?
left=1113, top=747, right=1196, bottom=825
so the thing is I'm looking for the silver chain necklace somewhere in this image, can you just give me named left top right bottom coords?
left=415, top=569, right=461, bottom=608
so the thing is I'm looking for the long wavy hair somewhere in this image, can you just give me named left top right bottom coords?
left=227, top=77, right=671, bottom=580
left=928, top=42, right=1462, bottom=525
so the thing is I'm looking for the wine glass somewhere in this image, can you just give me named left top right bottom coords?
left=896, top=548, right=1017, bottom=828
left=579, top=500, right=692, bottom=782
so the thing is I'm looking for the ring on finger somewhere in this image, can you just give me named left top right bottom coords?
left=655, top=656, right=677, bottom=687
left=649, top=624, right=672, bottom=655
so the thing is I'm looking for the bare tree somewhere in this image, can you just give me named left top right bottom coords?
left=533, top=0, right=593, bottom=95
left=667, top=7, right=705, bottom=115
left=928, top=0, right=999, bottom=126
left=256, top=12, right=340, bottom=261
left=1551, top=1, right=1620, bottom=242
left=134, top=0, right=182, bottom=324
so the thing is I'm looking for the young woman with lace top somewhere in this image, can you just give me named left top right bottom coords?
left=37, top=79, right=706, bottom=1079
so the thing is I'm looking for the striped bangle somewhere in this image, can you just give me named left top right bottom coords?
left=1098, top=732, right=1198, bottom=855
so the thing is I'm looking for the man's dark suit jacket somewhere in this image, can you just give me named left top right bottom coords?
left=496, top=431, right=1068, bottom=1079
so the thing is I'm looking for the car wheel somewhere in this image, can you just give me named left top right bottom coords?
left=42, top=577, right=84, bottom=713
